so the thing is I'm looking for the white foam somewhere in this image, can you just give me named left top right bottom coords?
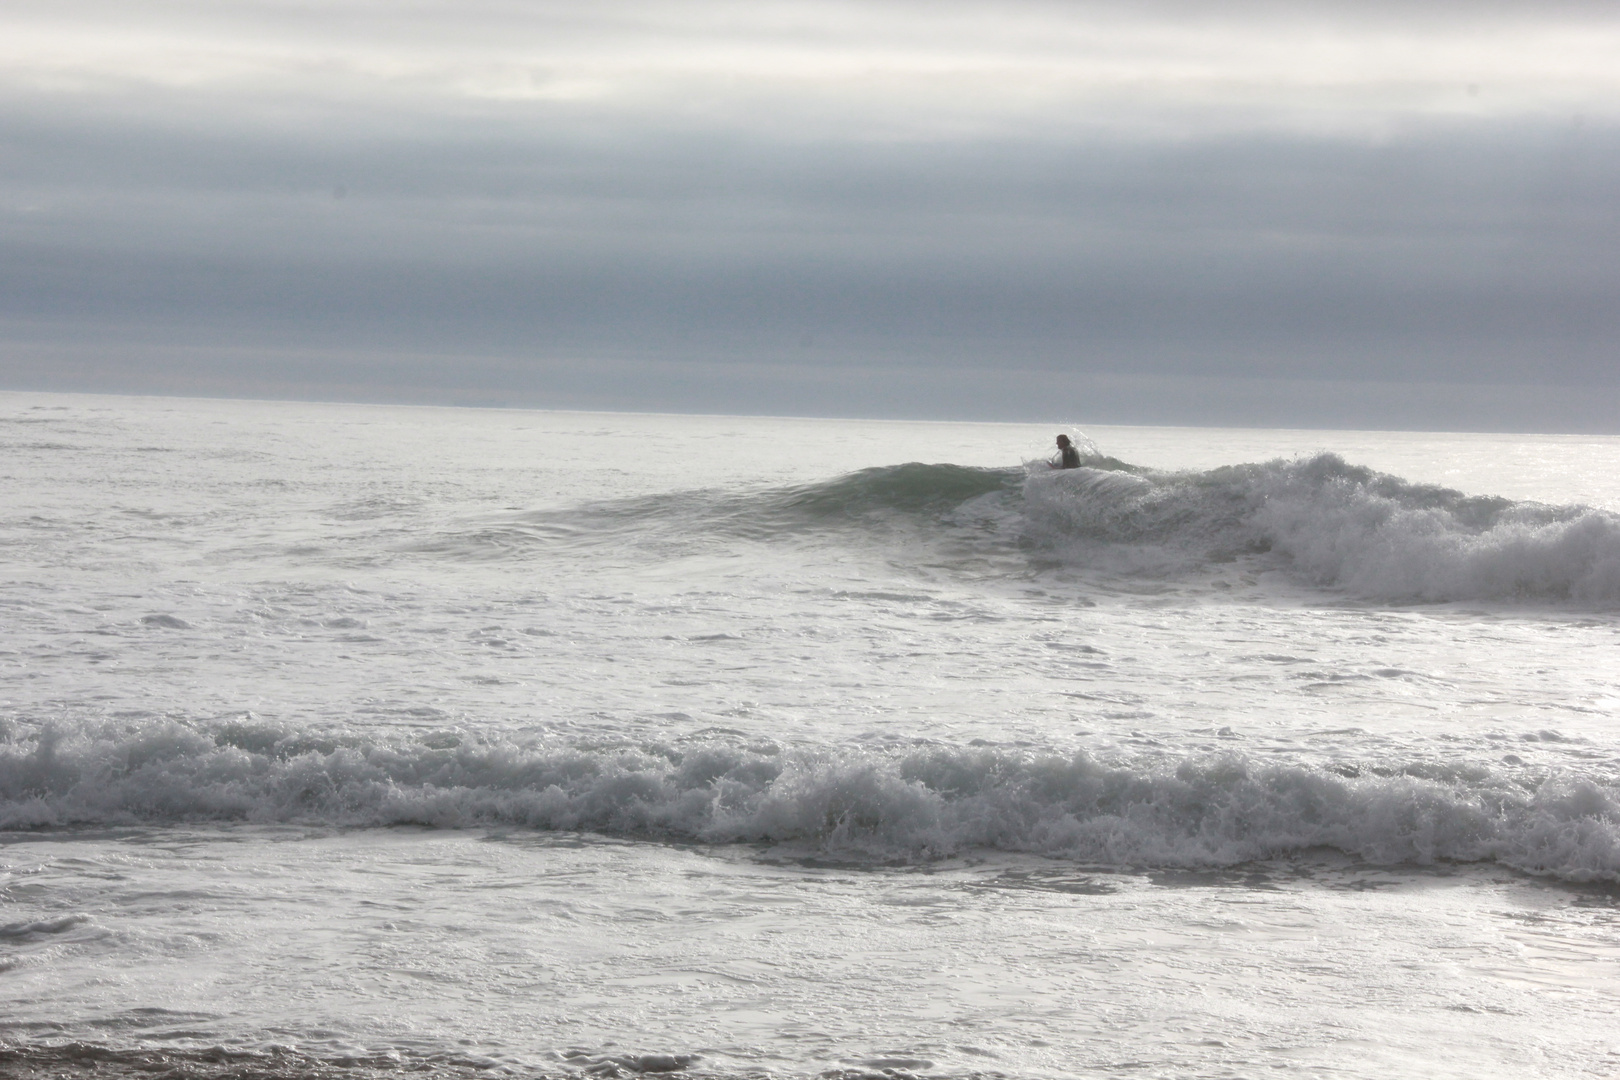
left=5, top=721, right=1616, bottom=881
left=1022, top=453, right=1620, bottom=604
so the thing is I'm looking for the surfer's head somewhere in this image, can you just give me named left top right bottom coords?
left=1056, top=435, right=1071, bottom=448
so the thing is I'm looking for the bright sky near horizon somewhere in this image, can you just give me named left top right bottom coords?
left=3, top=1, right=1617, bottom=429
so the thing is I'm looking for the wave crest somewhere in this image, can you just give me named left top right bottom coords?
left=4, top=721, right=1617, bottom=880
left=1024, top=452, right=1620, bottom=604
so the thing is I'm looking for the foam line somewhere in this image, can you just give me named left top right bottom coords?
left=4, top=721, right=1616, bottom=880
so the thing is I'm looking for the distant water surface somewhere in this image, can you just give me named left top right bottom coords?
left=2, top=392, right=1619, bottom=1078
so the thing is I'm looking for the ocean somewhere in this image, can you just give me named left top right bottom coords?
left=2, top=391, right=1618, bottom=1079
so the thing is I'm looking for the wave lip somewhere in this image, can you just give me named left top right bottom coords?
left=4, top=721, right=1617, bottom=881
left=770, top=462, right=1019, bottom=519
left=1024, top=452, right=1620, bottom=605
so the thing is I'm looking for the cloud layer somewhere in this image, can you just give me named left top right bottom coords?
left=3, top=1, right=1618, bottom=427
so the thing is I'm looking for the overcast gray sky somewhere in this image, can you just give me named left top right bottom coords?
left=3, top=0, right=1617, bottom=428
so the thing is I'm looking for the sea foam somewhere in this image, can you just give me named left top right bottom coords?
left=4, top=720, right=1616, bottom=881
left=1022, top=452, right=1620, bottom=604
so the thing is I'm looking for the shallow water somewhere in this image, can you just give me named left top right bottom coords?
left=3, top=392, right=1620, bottom=1077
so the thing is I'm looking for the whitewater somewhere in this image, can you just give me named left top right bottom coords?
left=3, top=392, right=1619, bottom=1079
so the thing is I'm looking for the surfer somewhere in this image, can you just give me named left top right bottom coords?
left=1052, top=434, right=1081, bottom=469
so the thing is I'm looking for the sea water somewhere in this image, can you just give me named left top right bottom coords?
left=2, top=392, right=1618, bottom=1079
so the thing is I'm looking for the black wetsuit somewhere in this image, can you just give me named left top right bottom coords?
left=1059, top=445, right=1081, bottom=469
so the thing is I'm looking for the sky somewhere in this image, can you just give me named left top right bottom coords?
left=2, top=0, right=1617, bottom=429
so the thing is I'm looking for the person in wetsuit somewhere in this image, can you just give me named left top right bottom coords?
left=1052, top=434, right=1081, bottom=469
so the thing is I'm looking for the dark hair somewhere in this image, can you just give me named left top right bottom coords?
left=1056, top=434, right=1071, bottom=446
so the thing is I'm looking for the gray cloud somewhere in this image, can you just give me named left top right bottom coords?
left=3, top=1, right=1618, bottom=428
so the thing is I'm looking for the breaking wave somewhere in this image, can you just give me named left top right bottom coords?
left=459, top=449, right=1620, bottom=606
left=1023, top=451, right=1620, bottom=605
left=4, top=720, right=1617, bottom=881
